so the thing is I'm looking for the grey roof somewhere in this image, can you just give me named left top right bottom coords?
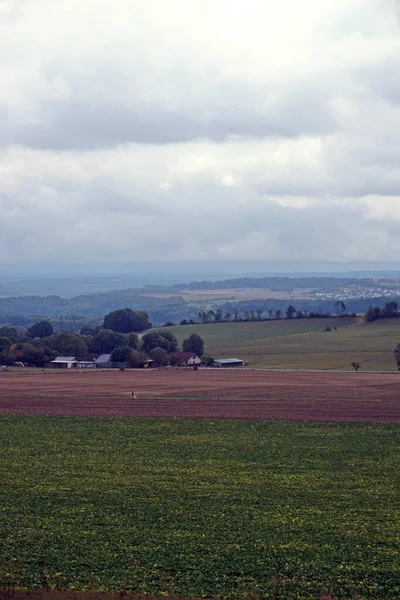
left=95, top=354, right=112, bottom=363
left=51, top=356, right=77, bottom=363
left=214, top=358, right=243, bottom=364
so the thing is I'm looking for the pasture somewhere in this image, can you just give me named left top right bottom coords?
left=1, top=416, right=399, bottom=599
left=163, top=318, right=400, bottom=371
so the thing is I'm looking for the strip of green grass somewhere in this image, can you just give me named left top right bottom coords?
left=1, top=417, right=399, bottom=599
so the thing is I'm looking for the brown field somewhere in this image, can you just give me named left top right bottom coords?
left=142, top=287, right=313, bottom=301
left=1, top=369, right=399, bottom=423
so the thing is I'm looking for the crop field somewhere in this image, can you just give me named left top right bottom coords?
left=163, top=318, right=400, bottom=371
left=1, top=416, right=399, bottom=599
left=1, top=369, right=400, bottom=422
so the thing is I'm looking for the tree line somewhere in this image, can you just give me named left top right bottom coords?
left=0, top=309, right=205, bottom=368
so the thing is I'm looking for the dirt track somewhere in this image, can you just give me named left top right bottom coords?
left=1, top=369, right=400, bottom=423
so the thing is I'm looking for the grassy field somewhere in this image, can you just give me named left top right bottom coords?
left=162, top=318, right=400, bottom=371
left=1, top=416, right=399, bottom=599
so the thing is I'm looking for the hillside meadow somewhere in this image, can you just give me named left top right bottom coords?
left=162, top=317, right=400, bottom=371
left=1, top=417, right=399, bottom=599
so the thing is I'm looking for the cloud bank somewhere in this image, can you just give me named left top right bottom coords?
left=0, top=0, right=399, bottom=265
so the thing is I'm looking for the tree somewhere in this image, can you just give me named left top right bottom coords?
left=141, top=331, right=178, bottom=354
left=224, top=312, right=231, bottom=322
left=80, top=325, right=98, bottom=336
left=89, top=329, right=125, bottom=353
left=351, top=361, right=361, bottom=372
left=275, top=309, right=281, bottom=320
left=335, top=300, right=347, bottom=316
left=0, top=327, right=18, bottom=342
left=201, top=355, right=215, bottom=366
left=110, top=346, right=132, bottom=364
left=256, top=309, right=263, bottom=321
left=103, top=308, right=150, bottom=333
left=382, top=301, right=399, bottom=318
left=48, top=332, right=88, bottom=360
left=233, top=308, right=239, bottom=321
left=286, top=305, right=296, bottom=319
left=0, top=336, right=12, bottom=354
left=28, top=320, right=53, bottom=339
left=130, top=350, right=147, bottom=368
left=149, top=346, right=168, bottom=367
left=182, top=333, right=204, bottom=357
left=268, top=309, right=273, bottom=319
left=366, top=306, right=381, bottom=322
left=215, top=307, right=223, bottom=322
left=127, top=332, right=139, bottom=349
left=296, top=310, right=304, bottom=319
left=394, top=344, right=400, bottom=369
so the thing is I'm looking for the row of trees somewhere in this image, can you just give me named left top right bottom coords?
left=192, top=303, right=348, bottom=325
left=0, top=314, right=205, bottom=368
left=365, top=301, right=399, bottom=322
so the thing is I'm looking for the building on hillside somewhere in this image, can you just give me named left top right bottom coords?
left=168, top=352, right=202, bottom=367
left=213, top=358, right=244, bottom=368
left=48, top=356, right=77, bottom=369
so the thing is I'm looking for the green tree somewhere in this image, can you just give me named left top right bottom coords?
left=89, top=330, right=125, bottom=353
left=48, top=332, right=88, bottom=360
left=127, top=332, right=139, bottom=349
left=80, top=325, right=98, bottom=336
left=28, top=320, right=53, bottom=339
left=103, top=308, right=150, bottom=333
left=256, top=309, right=263, bottom=320
left=130, top=350, right=147, bottom=368
left=366, top=306, right=381, bottom=322
left=286, top=305, right=296, bottom=319
left=351, top=361, right=361, bottom=371
left=110, top=346, right=132, bottom=363
left=215, top=307, right=223, bottom=322
left=182, top=333, right=204, bottom=357
left=149, top=346, right=168, bottom=367
left=0, top=336, right=12, bottom=354
left=275, top=309, right=282, bottom=320
left=141, top=331, right=178, bottom=354
left=0, top=327, right=18, bottom=342
left=382, top=301, right=399, bottom=317
left=335, top=300, right=347, bottom=316
left=201, top=355, right=215, bottom=366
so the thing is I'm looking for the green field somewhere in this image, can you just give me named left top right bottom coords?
left=162, top=318, right=400, bottom=371
left=1, top=416, right=399, bottom=599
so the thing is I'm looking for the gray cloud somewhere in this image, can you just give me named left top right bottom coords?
left=0, top=0, right=400, bottom=265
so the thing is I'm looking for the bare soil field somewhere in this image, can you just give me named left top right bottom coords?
left=142, top=287, right=313, bottom=300
left=1, top=369, right=399, bottom=423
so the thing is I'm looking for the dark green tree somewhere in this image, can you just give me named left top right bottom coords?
left=141, top=331, right=178, bottom=354
left=89, top=330, right=125, bottom=353
left=103, top=308, right=150, bottom=333
left=0, top=327, right=18, bottom=342
left=286, top=305, right=296, bottom=319
left=28, top=320, right=53, bottom=339
left=48, top=332, right=88, bottom=360
left=0, top=336, right=12, bottom=354
left=149, top=346, right=168, bottom=367
left=110, top=346, right=132, bottom=363
left=182, top=333, right=204, bottom=357
left=127, top=332, right=139, bottom=349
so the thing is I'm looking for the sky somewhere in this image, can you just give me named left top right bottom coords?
left=0, top=0, right=400, bottom=268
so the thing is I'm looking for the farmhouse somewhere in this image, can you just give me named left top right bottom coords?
left=168, top=352, right=202, bottom=366
left=48, top=356, right=77, bottom=369
left=213, top=358, right=244, bottom=368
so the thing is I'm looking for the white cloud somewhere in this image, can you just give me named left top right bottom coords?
left=0, top=0, right=399, bottom=265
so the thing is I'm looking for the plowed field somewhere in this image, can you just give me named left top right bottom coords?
left=1, top=369, right=399, bottom=422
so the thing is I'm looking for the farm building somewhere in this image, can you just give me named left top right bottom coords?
left=94, top=354, right=112, bottom=368
left=213, top=358, right=244, bottom=368
left=48, top=356, right=77, bottom=369
left=168, top=352, right=201, bottom=366
left=75, top=360, right=96, bottom=369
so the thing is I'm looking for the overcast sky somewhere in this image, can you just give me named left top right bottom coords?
left=0, top=0, right=399, bottom=267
